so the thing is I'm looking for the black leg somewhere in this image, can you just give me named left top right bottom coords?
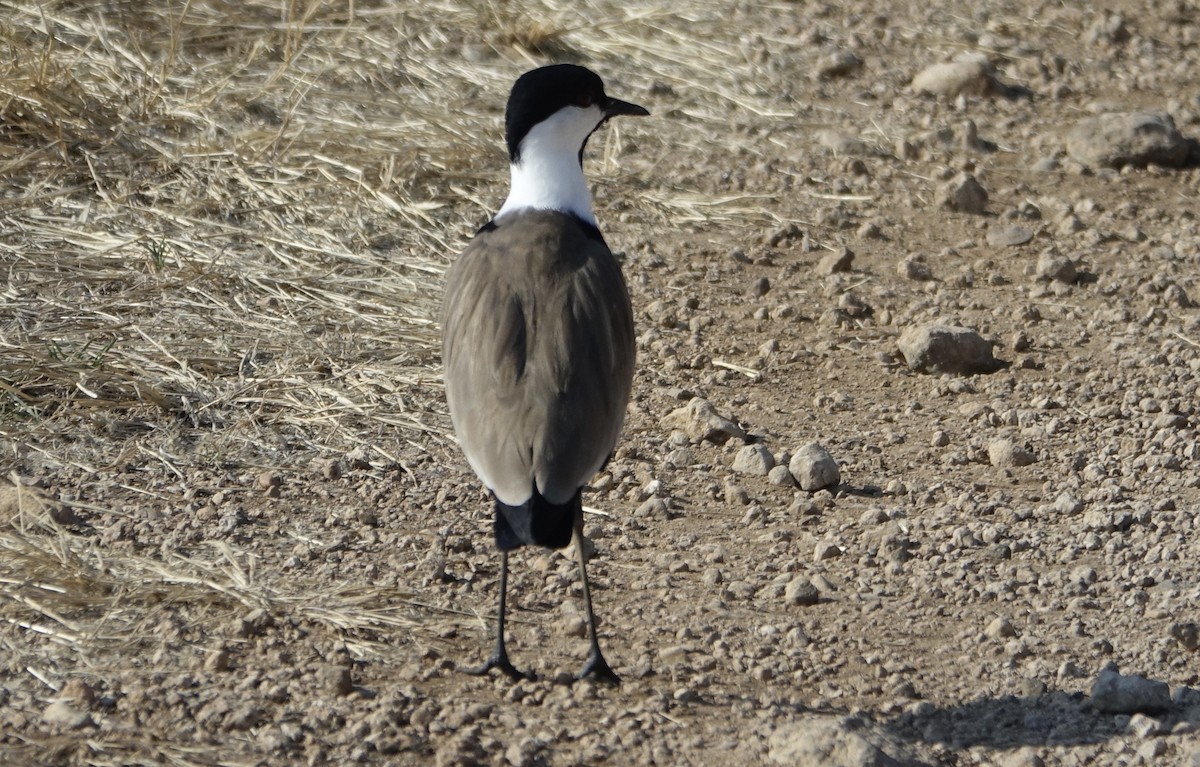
left=461, top=551, right=531, bottom=681
left=573, top=522, right=620, bottom=685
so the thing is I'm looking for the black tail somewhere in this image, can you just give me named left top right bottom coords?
left=494, top=488, right=580, bottom=551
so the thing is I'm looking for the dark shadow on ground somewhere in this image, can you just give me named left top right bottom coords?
left=881, top=690, right=1198, bottom=750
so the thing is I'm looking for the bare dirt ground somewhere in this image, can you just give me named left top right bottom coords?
left=2, top=1, right=1200, bottom=765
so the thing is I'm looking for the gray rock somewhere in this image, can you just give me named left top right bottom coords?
left=1169, top=622, right=1199, bottom=652
left=785, top=577, right=820, bottom=606
left=1091, top=669, right=1172, bottom=714
left=1036, top=252, right=1078, bottom=283
left=911, top=54, right=993, bottom=97
left=897, top=257, right=934, bottom=281
left=939, top=173, right=988, bottom=214
left=814, top=540, right=843, bottom=561
left=663, top=398, right=747, bottom=445
left=768, top=465, right=797, bottom=487
left=789, top=443, right=841, bottom=491
left=819, top=247, right=855, bottom=274
left=987, top=224, right=1034, bottom=247
left=985, top=616, right=1017, bottom=639
left=988, top=439, right=1037, bottom=467
left=897, top=324, right=1001, bottom=375
left=733, top=444, right=774, bottom=475
left=1065, top=112, right=1191, bottom=169
left=42, top=701, right=93, bottom=729
left=768, top=716, right=928, bottom=766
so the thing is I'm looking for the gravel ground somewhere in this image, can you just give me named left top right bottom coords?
left=3, top=1, right=1200, bottom=766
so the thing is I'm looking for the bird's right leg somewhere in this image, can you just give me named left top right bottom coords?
left=461, top=550, right=531, bottom=681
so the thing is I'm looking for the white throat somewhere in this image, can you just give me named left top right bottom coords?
left=497, top=104, right=604, bottom=226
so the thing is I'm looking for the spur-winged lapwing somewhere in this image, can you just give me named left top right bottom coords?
left=441, top=64, right=647, bottom=684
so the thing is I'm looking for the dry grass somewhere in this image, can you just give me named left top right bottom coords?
left=0, top=0, right=801, bottom=758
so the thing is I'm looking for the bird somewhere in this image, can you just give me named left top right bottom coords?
left=440, top=64, right=648, bottom=684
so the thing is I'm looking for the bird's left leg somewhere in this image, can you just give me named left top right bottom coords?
left=573, top=519, right=620, bottom=685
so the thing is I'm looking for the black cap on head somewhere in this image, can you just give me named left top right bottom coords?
left=504, top=64, right=649, bottom=163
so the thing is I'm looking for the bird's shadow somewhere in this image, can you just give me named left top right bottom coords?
left=879, top=690, right=1194, bottom=750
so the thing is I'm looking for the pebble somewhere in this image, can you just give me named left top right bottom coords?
left=938, top=173, right=988, bottom=213
left=42, top=701, right=93, bottom=729
left=785, top=577, right=820, bottom=606
left=985, top=616, right=1017, bottom=639
left=732, top=444, right=774, bottom=476
left=1035, top=253, right=1078, bottom=283
left=767, top=716, right=924, bottom=766
left=897, top=257, right=934, bottom=281
left=767, top=465, right=796, bottom=487
left=897, top=323, right=1000, bottom=375
left=1127, top=713, right=1166, bottom=738
left=814, top=541, right=843, bottom=561
left=662, top=398, right=747, bottom=445
left=911, top=54, right=993, bottom=97
left=788, top=443, right=841, bottom=491
left=1168, top=622, right=1199, bottom=652
left=986, top=224, right=1034, bottom=247
left=1090, top=668, right=1171, bottom=714
left=987, top=439, right=1037, bottom=467
left=1065, top=111, right=1191, bottom=168
left=818, top=247, right=855, bottom=275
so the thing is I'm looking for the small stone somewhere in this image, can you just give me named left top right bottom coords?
left=1011, top=331, right=1032, bottom=352
left=814, top=541, right=843, bottom=561
left=205, top=648, right=232, bottom=672
left=767, top=465, right=796, bottom=487
left=725, top=483, right=751, bottom=506
left=768, top=716, right=921, bottom=766
left=988, top=439, right=1037, bottom=467
left=939, top=173, right=988, bottom=213
left=1053, top=493, right=1084, bottom=515
left=1168, top=622, right=1200, bottom=652
left=987, top=224, right=1034, bottom=247
left=560, top=611, right=588, bottom=639
left=897, top=323, right=1000, bottom=375
left=42, top=701, right=92, bottom=729
left=1065, top=111, right=1190, bottom=169
left=1128, top=713, right=1166, bottom=738
left=986, top=616, right=1017, bottom=639
left=898, top=257, right=934, bottom=281
left=235, top=608, right=274, bottom=638
left=931, top=430, right=950, bottom=447
left=1035, top=253, right=1078, bottom=283
left=1091, top=669, right=1171, bottom=714
left=838, top=293, right=872, bottom=318
left=319, top=459, right=342, bottom=481
left=789, top=443, right=841, bottom=491
left=322, top=665, right=354, bottom=696
left=59, top=679, right=96, bottom=707
left=634, top=497, right=669, bottom=518
left=818, top=247, right=855, bottom=275
left=785, top=577, right=820, bottom=606
left=912, top=54, right=993, bottom=97
left=662, top=398, right=747, bottom=445
left=732, top=444, right=774, bottom=476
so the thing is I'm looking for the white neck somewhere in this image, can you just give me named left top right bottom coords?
left=496, top=105, right=603, bottom=226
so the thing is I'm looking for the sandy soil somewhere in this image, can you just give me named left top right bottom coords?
left=2, top=1, right=1200, bottom=766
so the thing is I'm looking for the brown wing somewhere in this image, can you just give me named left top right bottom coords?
left=441, top=210, right=635, bottom=506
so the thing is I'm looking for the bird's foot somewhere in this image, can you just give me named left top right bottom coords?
left=460, top=651, right=532, bottom=682
left=577, top=651, right=620, bottom=685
